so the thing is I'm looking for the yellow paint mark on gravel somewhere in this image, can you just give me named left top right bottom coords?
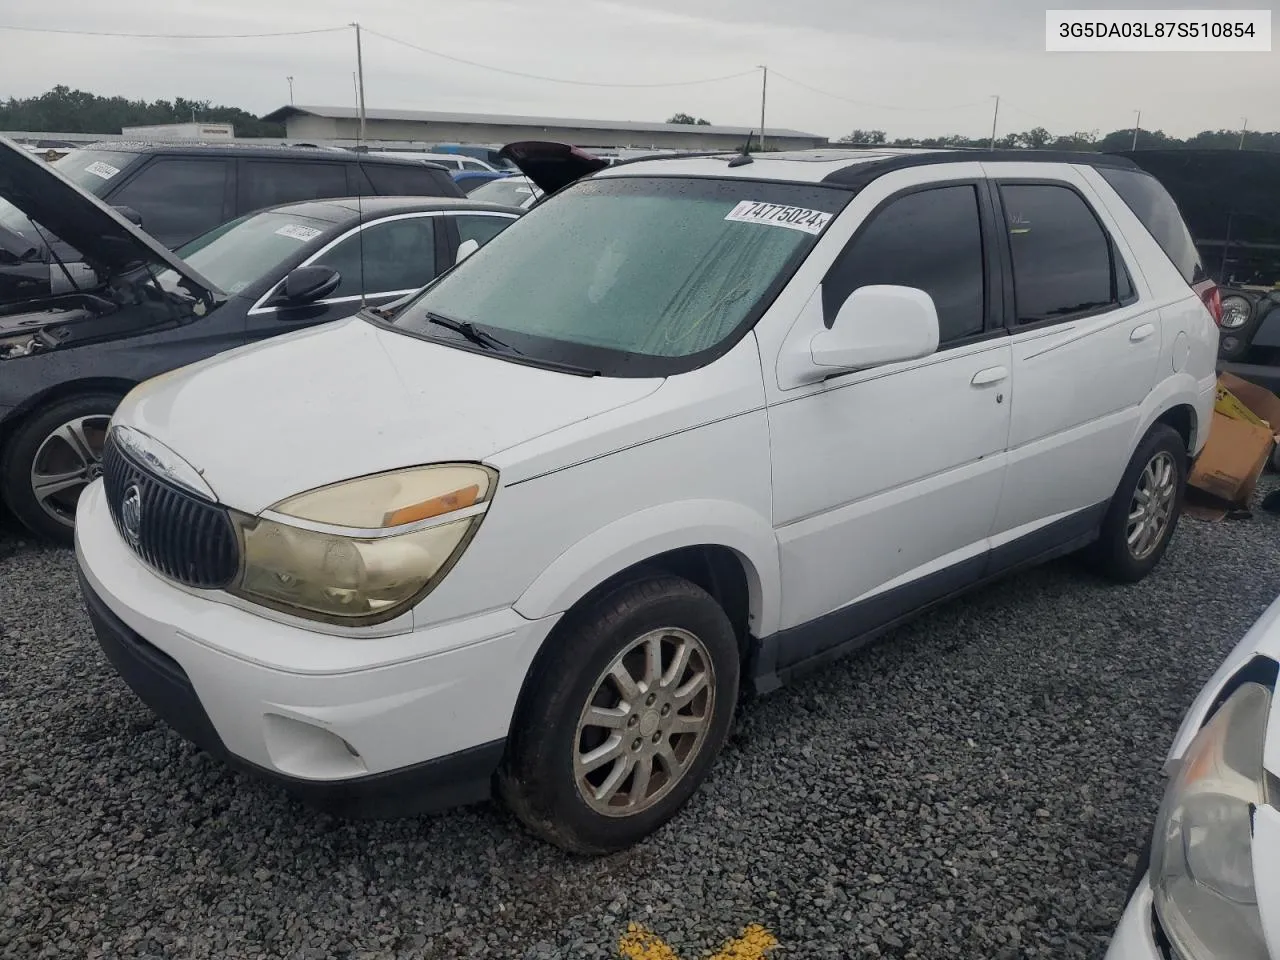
left=618, top=923, right=778, bottom=960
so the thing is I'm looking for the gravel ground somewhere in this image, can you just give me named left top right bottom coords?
left=3, top=483, right=1279, bottom=960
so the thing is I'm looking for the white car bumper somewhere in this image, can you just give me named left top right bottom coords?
left=1105, top=878, right=1161, bottom=960
left=74, top=480, right=558, bottom=816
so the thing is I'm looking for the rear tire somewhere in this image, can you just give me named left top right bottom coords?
left=497, top=575, right=739, bottom=854
left=0, top=393, right=122, bottom=546
left=1085, top=424, right=1187, bottom=583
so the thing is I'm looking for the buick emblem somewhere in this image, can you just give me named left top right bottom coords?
left=121, top=484, right=142, bottom=545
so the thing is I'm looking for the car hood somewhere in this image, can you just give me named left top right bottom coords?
left=498, top=141, right=609, bottom=196
left=0, top=137, right=220, bottom=296
left=112, top=315, right=663, bottom=514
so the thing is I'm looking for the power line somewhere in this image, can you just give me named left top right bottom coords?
left=0, top=23, right=348, bottom=39
left=769, top=71, right=988, bottom=113
left=360, top=27, right=758, bottom=88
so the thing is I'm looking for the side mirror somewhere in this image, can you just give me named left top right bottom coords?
left=455, top=238, right=480, bottom=265
left=280, top=265, right=341, bottom=305
left=809, top=285, right=940, bottom=374
left=113, top=205, right=143, bottom=227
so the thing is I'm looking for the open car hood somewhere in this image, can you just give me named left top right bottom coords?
left=497, top=140, right=609, bottom=196
left=0, top=136, right=220, bottom=297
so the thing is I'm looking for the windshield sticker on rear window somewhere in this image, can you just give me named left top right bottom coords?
left=724, top=201, right=832, bottom=235
left=84, top=161, right=121, bottom=181
left=274, top=224, right=323, bottom=242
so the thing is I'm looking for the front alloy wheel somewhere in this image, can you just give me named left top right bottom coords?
left=499, top=575, right=739, bottom=854
left=574, top=627, right=716, bottom=817
left=1, top=392, right=123, bottom=545
left=30, top=415, right=111, bottom=528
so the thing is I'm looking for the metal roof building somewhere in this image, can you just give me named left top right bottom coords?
left=261, top=105, right=828, bottom=152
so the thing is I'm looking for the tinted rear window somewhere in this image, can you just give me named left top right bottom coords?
left=362, top=163, right=461, bottom=198
left=1098, top=166, right=1205, bottom=285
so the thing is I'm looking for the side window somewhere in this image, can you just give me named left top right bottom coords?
left=362, top=163, right=451, bottom=197
left=313, top=217, right=438, bottom=299
left=823, top=184, right=985, bottom=343
left=1097, top=166, right=1205, bottom=285
left=109, top=158, right=229, bottom=246
left=454, top=214, right=515, bottom=248
left=461, top=159, right=488, bottom=171
left=243, top=161, right=348, bottom=212
left=1000, top=183, right=1118, bottom=325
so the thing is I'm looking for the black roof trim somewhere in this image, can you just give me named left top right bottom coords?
left=821, top=149, right=1141, bottom=188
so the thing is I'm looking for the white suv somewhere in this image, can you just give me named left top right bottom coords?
left=75, top=148, right=1220, bottom=853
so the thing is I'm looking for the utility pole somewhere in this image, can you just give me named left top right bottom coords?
left=989, top=95, right=1000, bottom=149
left=351, top=22, right=367, bottom=142
left=287, top=76, right=295, bottom=105
left=757, top=65, right=768, bottom=152
left=1131, top=109, right=1141, bottom=150
left=1239, top=118, right=1248, bottom=150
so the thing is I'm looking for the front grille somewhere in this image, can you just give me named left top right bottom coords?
left=101, top=434, right=240, bottom=589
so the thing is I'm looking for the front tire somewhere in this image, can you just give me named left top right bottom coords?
left=497, top=575, right=740, bottom=854
left=1085, top=423, right=1187, bottom=583
left=0, top=393, right=122, bottom=546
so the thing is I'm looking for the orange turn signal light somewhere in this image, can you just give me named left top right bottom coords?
left=382, top=484, right=480, bottom=527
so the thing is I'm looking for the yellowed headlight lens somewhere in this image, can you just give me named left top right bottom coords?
left=227, top=463, right=497, bottom=625
left=272, top=464, right=495, bottom=530
left=230, top=513, right=475, bottom=623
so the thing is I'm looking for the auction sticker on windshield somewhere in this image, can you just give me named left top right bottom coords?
left=724, top=201, right=832, bottom=235
left=84, top=161, right=120, bottom=181
left=275, top=224, right=323, bottom=242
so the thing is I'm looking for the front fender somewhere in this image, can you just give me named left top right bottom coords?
left=512, top=499, right=782, bottom=638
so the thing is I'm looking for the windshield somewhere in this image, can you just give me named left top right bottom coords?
left=156, top=210, right=335, bottom=296
left=52, top=149, right=137, bottom=193
left=470, top=177, right=541, bottom=207
left=392, top=176, right=849, bottom=377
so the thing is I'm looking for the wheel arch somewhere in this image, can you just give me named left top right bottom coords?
left=0, top=377, right=137, bottom=452
left=1134, top=373, right=1208, bottom=457
left=511, top=499, right=781, bottom=639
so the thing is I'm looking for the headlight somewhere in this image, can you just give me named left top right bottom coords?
left=227, top=463, right=496, bottom=625
left=1151, top=680, right=1273, bottom=960
left=1221, top=296, right=1253, bottom=329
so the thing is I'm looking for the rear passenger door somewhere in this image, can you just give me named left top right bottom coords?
left=236, top=159, right=350, bottom=216
left=104, top=157, right=233, bottom=248
left=983, top=163, right=1162, bottom=550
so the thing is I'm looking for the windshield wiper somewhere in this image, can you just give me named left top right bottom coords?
left=425, top=311, right=522, bottom=354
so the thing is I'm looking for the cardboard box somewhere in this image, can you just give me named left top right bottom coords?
left=1216, top=381, right=1270, bottom=427
left=1219, top=372, right=1280, bottom=435
left=1187, top=410, right=1274, bottom=506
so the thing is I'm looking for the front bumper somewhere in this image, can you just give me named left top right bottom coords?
left=1105, top=877, right=1162, bottom=960
left=74, top=479, right=559, bottom=816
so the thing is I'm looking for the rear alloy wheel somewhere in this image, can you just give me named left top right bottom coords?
left=1, top=393, right=121, bottom=545
left=1085, top=423, right=1187, bottom=582
left=498, top=575, right=739, bottom=854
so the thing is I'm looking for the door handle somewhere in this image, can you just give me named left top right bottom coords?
left=971, top=366, right=1008, bottom=386
left=1130, top=323, right=1156, bottom=343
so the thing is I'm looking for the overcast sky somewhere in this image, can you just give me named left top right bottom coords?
left=3, top=0, right=1276, bottom=139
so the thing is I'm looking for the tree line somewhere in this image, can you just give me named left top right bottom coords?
left=837, top=126, right=1280, bottom=152
left=0, top=86, right=285, bottom=138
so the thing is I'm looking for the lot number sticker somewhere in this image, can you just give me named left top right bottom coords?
left=275, top=224, right=323, bottom=242
left=724, top=200, right=832, bottom=235
left=84, top=161, right=121, bottom=181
